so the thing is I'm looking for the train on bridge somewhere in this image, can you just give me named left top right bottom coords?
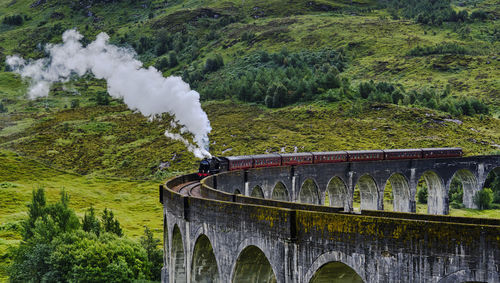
left=198, top=147, right=463, bottom=177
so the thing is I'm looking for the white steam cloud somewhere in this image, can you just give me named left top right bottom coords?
left=7, top=29, right=211, bottom=158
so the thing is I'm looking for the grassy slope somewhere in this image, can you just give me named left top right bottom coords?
left=0, top=150, right=162, bottom=282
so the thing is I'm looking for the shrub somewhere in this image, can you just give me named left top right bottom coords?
left=473, top=188, right=493, bottom=210
left=70, top=99, right=80, bottom=108
left=203, top=54, right=224, bottom=73
left=470, top=10, right=488, bottom=21
left=358, top=81, right=375, bottom=99
left=0, top=101, right=7, bottom=113
left=407, top=43, right=471, bottom=56
left=2, top=14, right=23, bottom=26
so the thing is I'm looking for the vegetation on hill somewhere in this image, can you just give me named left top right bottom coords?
left=0, top=0, right=499, bottom=281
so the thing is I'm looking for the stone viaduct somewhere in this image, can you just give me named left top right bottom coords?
left=160, top=155, right=500, bottom=283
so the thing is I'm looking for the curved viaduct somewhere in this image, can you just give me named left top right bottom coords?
left=160, top=155, right=500, bottom=283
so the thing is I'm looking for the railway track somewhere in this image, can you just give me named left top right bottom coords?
left=173, top=181, right=201, bottom=197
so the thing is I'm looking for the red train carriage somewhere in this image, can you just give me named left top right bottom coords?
left=281, top=153, right=314, bottom=166
left=226, top=156, right=254, bottom=171
left=347, top=150, right=384, bottom=162
left=253, top=154, right=282, bottom=168
left=383, top=149, right=422, bottom=160
left=312, top=151, right=348, bottom=164
left=422, top=148, right=463, bottom=158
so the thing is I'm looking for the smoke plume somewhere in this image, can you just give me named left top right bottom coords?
left=7, top=29, right=211, bottom=158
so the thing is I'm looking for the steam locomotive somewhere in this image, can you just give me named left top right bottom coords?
left=198, top=148, right=463, bottom=177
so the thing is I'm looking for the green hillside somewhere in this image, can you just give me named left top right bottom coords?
left=0, top=0, right=499, bottom=281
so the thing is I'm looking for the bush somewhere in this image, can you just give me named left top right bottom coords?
left=0, top=101, right=7, bottom=113
left=70, top=99, right=80, bottom=109
left=473, top=188, right=493, bottom=210
left=2, top=14, right=23, bottom=26
left=407, top=43, right=471, bottom=56
left=470, top=10, right=488, bottom=21
left=450, top=201, right=464, bottom=209
left=203, top=54, right=224, bottom=73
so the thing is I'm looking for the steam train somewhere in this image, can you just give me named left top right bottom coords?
left=198, top=148, right=463, bottom=177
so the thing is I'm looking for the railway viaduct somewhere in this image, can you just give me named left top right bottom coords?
left=160, top=155, right=500, bottom=283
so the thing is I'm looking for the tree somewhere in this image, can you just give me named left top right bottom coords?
left=473, top=188, right=493, bottom=210
left=359, top=81, right=374, bottom=99
left=417, top=186, right=428, bottom=204
left=10, top=190, right=159, bottom=283
left=264, top=95, right=273, bottom=108
left=22, top=188, right=47, bottom=240
left=155, top=57, right=169, bottom=71
left=140, top=226, right=163, bottom=281
left=95, top=91, right=110, bottom=106
left=82, top=206, right=101, bottom=236
left=449, top=178, right=464, bottom=208
left=46, top=190, right=80, bottom=234
left=168, top=51, right=178, bottom=68
left=203, top=54, right=224, bottom=73
left=321, top=69, right=341, bottom=90
left=102, top=208, right=123, bottom=237
left=272, top=83, right=287, bottom=108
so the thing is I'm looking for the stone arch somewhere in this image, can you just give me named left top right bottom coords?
left=449, top=169, right=478, bottom=209
left=171, top=225, right=186, bottom=283
left=309, top=262, right=364, bottom=283
left=355, top=174, right=379, bottom=210
left=480, top=166, right=500, bottom=205
left=438, top=269, right=491, bottom=283
left=234, top=189, right=242, bottom=195
left=250, top=185, right=265, bottom=198
left=232, top=245, right=277, bottom=283
left=303, top=251, right=367, bottom=283
left=325, top=176, right=348, bottom=208
left=191, top=234, right=220, bottom=283
left=419, top=170, right=447, bottom=215
left=299, top=179, right=320, bottom=204
left=271, top=182, right=289, bottom=201
left=385, top=173, right=411, bottom=212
